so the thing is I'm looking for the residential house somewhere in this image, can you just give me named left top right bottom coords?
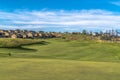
left=4, top=32, right=10, bottom=38
left=11, top=34, right=17, bottom=38
left=27, top=32, right=34, bottom=38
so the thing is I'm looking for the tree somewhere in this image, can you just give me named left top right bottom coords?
left=82, top=29, right=87, bottom=35
left=99, top=31, right=103, bottom=36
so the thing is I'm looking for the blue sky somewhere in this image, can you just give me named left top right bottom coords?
left=0, top=0, right=120, bottom=32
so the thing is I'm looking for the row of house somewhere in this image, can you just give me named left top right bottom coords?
left=0, top=30, right=62, bottom=39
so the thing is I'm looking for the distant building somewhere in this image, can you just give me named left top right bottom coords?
left=11, top=34, right=17, bottom=38
left=0, top=29, right=62, bottom=39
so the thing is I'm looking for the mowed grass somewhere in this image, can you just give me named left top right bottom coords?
left=0, top=58, right=120, bottom=80
left=0, top=38, right=120, bottom=80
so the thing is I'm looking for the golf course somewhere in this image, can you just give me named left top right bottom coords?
left=0, top=38, right=120, bottom=80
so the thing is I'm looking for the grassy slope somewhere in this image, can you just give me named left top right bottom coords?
left=0, top=38, right=120, bottom=80
left=0, top=39, right=120, bottom=62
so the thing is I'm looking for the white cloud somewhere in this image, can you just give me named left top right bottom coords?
left=110, top=1, right=120, bottom=6
left=0, top=9, right=120, bottom=32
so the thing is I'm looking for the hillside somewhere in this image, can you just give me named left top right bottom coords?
left=0, top=38, right=120, bottom=62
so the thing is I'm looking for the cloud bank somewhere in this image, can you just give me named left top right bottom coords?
left=0, top=9, right=120, bottom=32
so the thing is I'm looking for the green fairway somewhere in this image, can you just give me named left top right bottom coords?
left=0, top=58, right=120, bottom=80
left=0, top=38, right=120, bottom=80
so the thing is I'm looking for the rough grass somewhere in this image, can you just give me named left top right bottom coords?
left=0, top=38, right=42, bottom=48
left=0, top=38, right=120, bottom=80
